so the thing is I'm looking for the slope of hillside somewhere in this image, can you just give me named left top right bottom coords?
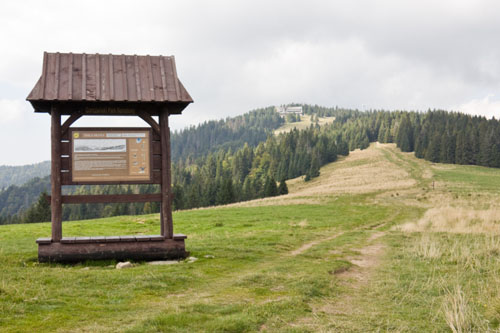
left=1, top=143, right=500, bottom=332
left=273, top=115, right=335, bottom=135
left=0, top=161, right=50, bottom=189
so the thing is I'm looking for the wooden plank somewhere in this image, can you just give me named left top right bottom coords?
left=85, top=54, right=96, bottom=100
left=125, top=55, right=138, bottom=101
left=60, top=237, right=76, bottom=244
left=121, top=55, right=128, bottom=101
left=135, top=235, right=151, bottom=242
left=173, top=234, right=187, bottom=240
left=95, top=53, right=101, bottom=100
left=152, top=141, right=161, bottom=154
left=51, top=107, right=62, bottom=242
left=61, top=142, right=69, bottom=155
left=61, top=157, right=69, bottom=170
left=150, top=56, right=163, bottom=101
left=58, top=53, right=69, bottom=100
left=75, top=237, right=91, bottom=244
left=46, top=53, right=57, bottom=100
left=36, top=237, right=52, bottom=244
left=153, top=154, right=161, bottom=170
left=159, top=57, right=168, bottom=101
left=56, top=194, right=162, bottom=204
left=164, top=57, right=176, bottom=101
left=170, top=56, right=181, bottom=101
left=81, top=54, right=87, bottom=99
left=100, top=54, right=109, bottom=101
left=90, top=236, right=106, bottom=243
left=109, top=54, right=114, bottom=100
left=40, top=52, right=48, bottom=99
left=105, top=236, right=120, bottom=243
left=61, top=170, right=161, bottom=185
left=54, top=53, right=60, bottom=99
left=138, top=56, right=151, bottom=101
left=147, top=56, right=155, bottom=100
left=113, top=55, right=124, bottom=101
left=72, top=54, right=82, bottom=100
left=119, top=236, right=136, bottom=242
left=68, top=53, right=73, bottom=99
left=134, top=55, right=142, bottom=100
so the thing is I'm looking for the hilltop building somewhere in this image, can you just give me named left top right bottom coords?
left=275, top=105, right=303, bottom=117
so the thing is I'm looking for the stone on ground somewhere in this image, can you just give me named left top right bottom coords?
left=116, top=261, right=133, bottom=269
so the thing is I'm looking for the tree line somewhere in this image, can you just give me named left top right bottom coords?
left=2, top=105, right=500, bottom=224
left=171, top=106, right=284, bottom=162
left=335, top=110, right=500, bottom=167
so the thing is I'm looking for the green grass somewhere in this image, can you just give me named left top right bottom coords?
left=0, top=195, right=415, bottom=332
left=434, top=164, right=500, bottom=193
left=2, top=144, right=500, bottom=332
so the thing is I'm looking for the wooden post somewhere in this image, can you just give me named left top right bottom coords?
left=51, top=106, right=62, bottom=242
left=160, top=108, right=173, bottom=239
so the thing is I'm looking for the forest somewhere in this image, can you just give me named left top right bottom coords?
left=0, top=161, right=50, bottom=189
left=1, top=105, right=499, bottom=225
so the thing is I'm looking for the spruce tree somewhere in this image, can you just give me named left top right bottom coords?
left=264, top=176, right=279, bottom=197
left=23, top=192, right=51, bottom=223
left=308, top=153, right=320, bottom=179
left=278, top=179, right=289, bottom=195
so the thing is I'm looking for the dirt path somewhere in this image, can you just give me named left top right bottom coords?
left=288, top=232, right=345, bottom=256
left=337, top=231, right=386, bottom=282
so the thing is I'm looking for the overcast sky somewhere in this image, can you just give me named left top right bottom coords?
left=1, top=0, right=500, bottom=165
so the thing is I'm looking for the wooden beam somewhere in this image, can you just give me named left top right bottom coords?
left=56, top=194, right=162, bottom=204
left=136, top=110, right=160, bottom=135
left=61, top=110, right=84, bottom=136
left=51, top=107, right=62, bottom=242
left=160, top=107, right=173, bottom=239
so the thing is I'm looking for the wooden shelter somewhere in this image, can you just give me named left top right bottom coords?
left=27, top=52, right=193, bottom=262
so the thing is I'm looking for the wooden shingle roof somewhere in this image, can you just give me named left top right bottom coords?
left=27, top=52, right=193, bottom=113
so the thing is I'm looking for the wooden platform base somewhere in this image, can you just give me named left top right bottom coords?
left=36, top=234, right=188, bottom=263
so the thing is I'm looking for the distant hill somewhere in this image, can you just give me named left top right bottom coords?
left=0, top=161, right=50, bottom=189
left=0, top=176, right=50, bottom=223
left=5, top=104, right=499, bottom=226
left=171, top=106, right=285, bottom=161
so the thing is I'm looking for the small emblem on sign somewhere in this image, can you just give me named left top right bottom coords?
left=74, top=132, right=80, bottom=138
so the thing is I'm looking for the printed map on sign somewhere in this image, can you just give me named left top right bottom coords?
left=71, top=129, right=151, bottom=182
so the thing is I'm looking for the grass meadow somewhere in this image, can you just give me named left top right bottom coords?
left=1, top=143, right=500, bottom=332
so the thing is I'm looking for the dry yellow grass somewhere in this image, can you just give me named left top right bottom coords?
left=288, top=143, right=416, bottom=197
left=206, top=141, right=500, bottom=243
left=399, top=206, right=500, bottom=234
left=273, top=115, right=335, bottom=135
left=233, top=143, right=418, bottom=208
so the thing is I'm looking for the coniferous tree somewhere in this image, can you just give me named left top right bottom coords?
left=23, top=192, right=50, bottom=223
left=264, top=176, right=279, bottom=197
left=425, top=133, right=441, bottom=162
left=278, top=179, right=288, bottom=195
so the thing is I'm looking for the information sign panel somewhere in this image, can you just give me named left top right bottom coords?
left=71, top=129, right=151, bottom=182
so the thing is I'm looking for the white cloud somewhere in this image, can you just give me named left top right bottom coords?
left=0, top=99, right=29, bottom=124
left=2, top=0, right=500, bottom=163
left=455, top=95, right=500, bottom=119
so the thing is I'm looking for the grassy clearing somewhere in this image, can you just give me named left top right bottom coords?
left=0, top=196, right=412, bottom=332
left=2, top=143, right=500, bottom=331
left=273, top=115, right=335, bottom=135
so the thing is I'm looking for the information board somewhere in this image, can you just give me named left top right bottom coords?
left=71, top=129, right=151, bottom=182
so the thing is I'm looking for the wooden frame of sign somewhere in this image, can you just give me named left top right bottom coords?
left=27, top=53, right=193, bottom=262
